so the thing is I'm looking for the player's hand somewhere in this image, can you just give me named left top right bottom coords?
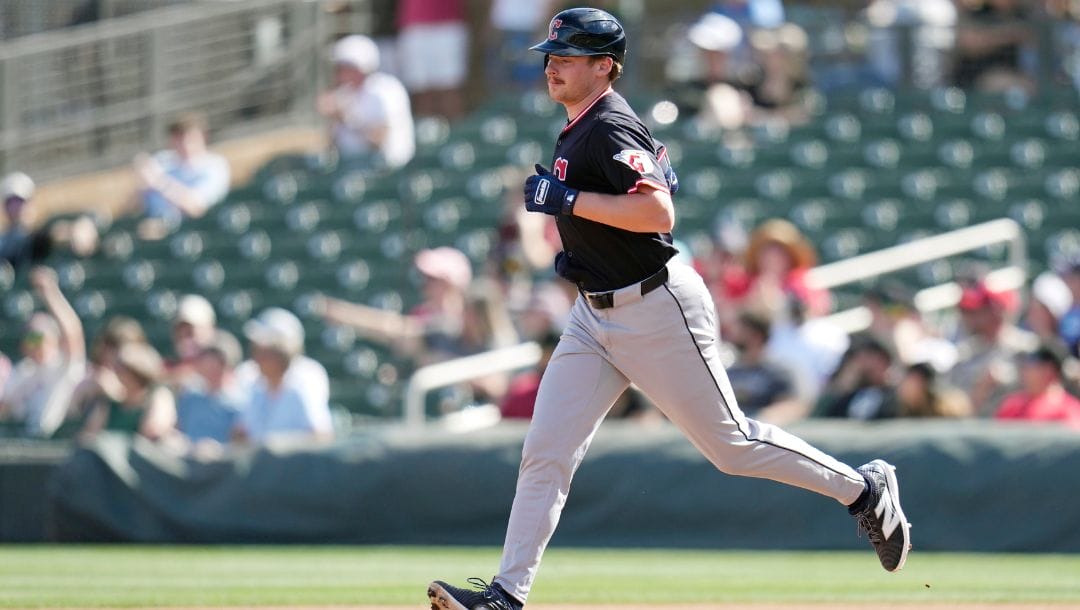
left=524, top=164, right=578, bottom=216
left=656, top=142, right=679, bottom=195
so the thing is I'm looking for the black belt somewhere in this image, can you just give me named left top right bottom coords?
left=583, top=266, right=669, bottom=310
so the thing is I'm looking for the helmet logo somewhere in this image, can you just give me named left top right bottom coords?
left=548, top=19, right=562, bottom=40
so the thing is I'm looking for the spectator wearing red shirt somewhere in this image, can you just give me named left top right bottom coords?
left=996, top=343, right=1080, bottom=429
left=499, top=331, right=560, bottom=420
left=397, top=0, right=468, bottom=119
left=726, top=219, right=829, bottom=320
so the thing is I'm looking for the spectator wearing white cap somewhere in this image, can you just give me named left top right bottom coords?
left=1025, top=271, right=1074, bottom=348
left=234, top=308, right=332, bottom=444
left=164, top=294, right=218, bottom=388
left=1, top=172, right=98, bottom=270
left=317, top=34, right=415, bottom=169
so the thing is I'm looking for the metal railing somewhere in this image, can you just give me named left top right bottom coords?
left=0, top=0, right=351, bottom=181
left=402, top=218, right=1027, bottom=428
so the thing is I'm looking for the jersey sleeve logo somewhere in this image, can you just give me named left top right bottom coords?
left=613, top=150, right=654, bottom=174
left=553, top=157, right=569, bottom=181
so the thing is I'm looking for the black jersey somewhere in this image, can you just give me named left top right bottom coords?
left=549, top=89, right=678, bottom=292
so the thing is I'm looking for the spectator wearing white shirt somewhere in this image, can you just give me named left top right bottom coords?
left=0, top=267, right=86, bottom=438
left=317, top=35, right=415, bottom=170
left=235, top=308, right=333, bottom=444
left=130, top=113, right=231, bottom=224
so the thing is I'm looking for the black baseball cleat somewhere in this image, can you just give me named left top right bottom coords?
left=428, top=578, right=522, bottom=610
left=850, top=459, right=912, bottom=572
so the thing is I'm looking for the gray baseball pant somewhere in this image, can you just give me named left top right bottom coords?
left=494, top=261, right=866, bottom=602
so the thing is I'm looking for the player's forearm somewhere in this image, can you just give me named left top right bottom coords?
left=572, top=190, right=674, bottom=233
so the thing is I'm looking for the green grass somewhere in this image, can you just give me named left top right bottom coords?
left=0, top=546, right=1078, bottom=607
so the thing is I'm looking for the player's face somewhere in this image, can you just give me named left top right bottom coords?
left=544, top=55, right=608, bottom=106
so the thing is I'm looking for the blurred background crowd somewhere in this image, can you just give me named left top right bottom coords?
left=2, top=0, right=1080, bottom=453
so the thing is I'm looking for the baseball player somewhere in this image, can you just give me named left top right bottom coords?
left=428, top=9, right=911, bottom=610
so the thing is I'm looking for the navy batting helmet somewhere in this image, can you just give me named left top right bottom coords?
left=530, top=8, right=626, bottom=64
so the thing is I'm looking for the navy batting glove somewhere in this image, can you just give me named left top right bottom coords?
left=525, top=164, right=578, bottom=216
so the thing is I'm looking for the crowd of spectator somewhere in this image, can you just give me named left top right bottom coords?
left=3, top=1, right=1080, bottom=448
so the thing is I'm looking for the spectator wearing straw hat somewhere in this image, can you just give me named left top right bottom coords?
left=235, top=308, right=332, bottom=444
left=729, top=219, right=830, bottom=320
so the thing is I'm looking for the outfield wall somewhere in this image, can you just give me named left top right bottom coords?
left=3, top=420, right=1079, bottom=551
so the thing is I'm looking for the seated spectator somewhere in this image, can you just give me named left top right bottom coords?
left=995, top=343, right=1080, bottom=429
left=724, top=312, right=805, bottom=424
left=814, top=336, right=899, bottom=420
left=1025, top=271, right=1073, bottom=348
left=63, top=316, right=148, bottom=437
left=176, top=330, right=246, bottom=446
left=1, top=172, right=99, bottom=271
left=129, top=113, right=230, bottom=225
left=499, top=330, right=561, bottom=420
left=953, top=0, right=1036, bottom=94
left=729, top=219, right=830, bottom=320
left=320, top=247, right=474, bottom=364
left=397, top=0, right=468, bottom=119
left=235, top=308, right=333, bottom=444
left=80, top=342, right=176, bottom=441
left=0, top=267, right=86, bottom=437
left=862, top=282, right=958, bottom=373
left=164, top=294, right=218, bottom=388
left=896, top=362, right=972, bottom=418
left=766, top=297, right=850, bottom=406
left=1057, top=255, right=1080, bottom=357
left=946, top=279, right=1038, bottom=416
left=317, top=35, right=415, bottom=169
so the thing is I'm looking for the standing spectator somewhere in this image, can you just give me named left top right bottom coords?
left=80, top=342, right=176, bottom=441
left=953, top=0, right=1036, bottom=93
left=1, top=172, right=99, bottom=271
left=317, top=35, right=415, bottom=169
left=129, top=113, right=231, bottom=224
left=397, top=0, right=469, bottom=119
left=683, top=12, right=753, bottom=131
left=1058, top=256, right=1080, bottom=357
left=947, top=279, right=1039, bottom=416
left=235, top=308, right=333, bottom=444
left=0, top=267, right=86, bottom=438
left=165, top=294, right=218, bottom=388
left=995, top=343, right=1080, bottom=428
left=488, top=0, right=553, bottom=90
left=724, top=312, right=805, bottom=423
left=176, top=330, right=247, bottom=446
left=814, top=337, right=900, bottom=420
